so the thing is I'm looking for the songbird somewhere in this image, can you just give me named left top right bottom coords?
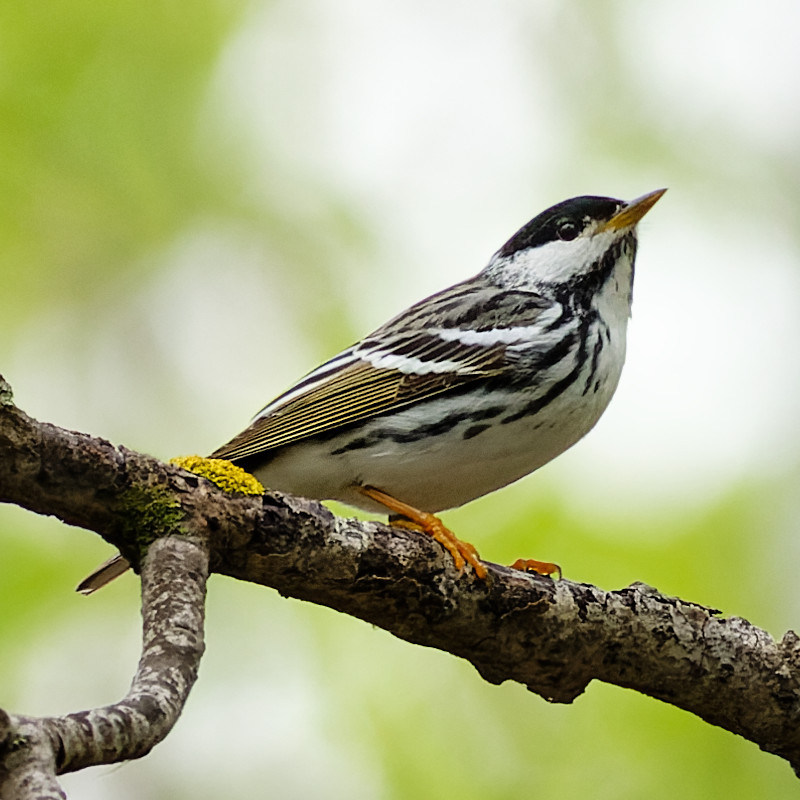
left=78, top=189, right=665, bottom=592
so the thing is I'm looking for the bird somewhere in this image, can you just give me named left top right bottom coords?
left=77, top=188, right=665, bottom=593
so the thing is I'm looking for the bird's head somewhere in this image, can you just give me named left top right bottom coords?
left=484, top=189, right=666, bottom=290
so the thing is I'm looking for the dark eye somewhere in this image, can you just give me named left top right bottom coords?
left=556, top=220, right=579, bottom=241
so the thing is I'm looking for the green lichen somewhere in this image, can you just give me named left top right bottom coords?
left=169, top=455, right=264, bottom=495
left=110, top=458, right=263, bottom=566
left=115, top=484, right=186, bottom=553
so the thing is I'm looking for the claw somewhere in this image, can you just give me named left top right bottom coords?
left=358, top=485, right=488, bottom=580
left=510, top=558, right=561, bottom=579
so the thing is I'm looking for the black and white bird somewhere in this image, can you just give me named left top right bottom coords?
left=79, top=189, right=665, bottom=591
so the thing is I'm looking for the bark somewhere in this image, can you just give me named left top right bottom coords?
left=0, top=536, right=207, bottom=799
left=1, top=374, right=799, bottom=794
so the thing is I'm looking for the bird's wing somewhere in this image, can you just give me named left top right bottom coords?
left=211, top=281, right=551, bottom=460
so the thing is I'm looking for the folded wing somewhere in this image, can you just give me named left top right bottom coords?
left=212, top=281, right=550, bottom=460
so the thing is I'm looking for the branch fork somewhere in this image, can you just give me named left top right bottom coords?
left=1, top=374, right=799, bottom=794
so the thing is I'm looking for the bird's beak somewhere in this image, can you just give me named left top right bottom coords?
left=598, top=188, right=667, bottom=232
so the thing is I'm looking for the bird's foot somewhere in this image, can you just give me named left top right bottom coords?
left=510, top=558, right=561, bottom=579
left=358, top=485, right=488, bottom=580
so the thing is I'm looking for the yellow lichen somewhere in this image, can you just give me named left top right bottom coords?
left=169, top=455, right=264, bottom=495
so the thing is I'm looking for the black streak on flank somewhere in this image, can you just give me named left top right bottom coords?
left=462, top=424, right=490, bottom=440
left=534, top=332, right=576, bottom=371
left=500, top=314, right=592, bottom=425
left=330, top=411, right=471, bottom=453
left=582, top=328, right=604, bottom=396
left=330, top=434, right=376, bottom=455
left=330, top=403, right=507, bottom=454
left=386, top=413, right=468, bottom=443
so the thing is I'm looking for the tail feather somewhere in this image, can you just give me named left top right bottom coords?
left=76, top=554, right=131, bottom=595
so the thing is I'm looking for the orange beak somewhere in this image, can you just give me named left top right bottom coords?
left=598, top=188, right=667, bottom=232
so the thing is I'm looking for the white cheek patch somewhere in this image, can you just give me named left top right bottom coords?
left=488, top=230, right=619, bottom=286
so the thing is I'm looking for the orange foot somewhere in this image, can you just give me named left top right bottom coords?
left=358, top=485, right=488, bottom=580
left=510, top=558, right=561, bottom=579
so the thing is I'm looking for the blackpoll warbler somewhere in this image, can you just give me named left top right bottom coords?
left=79, top=189, right=665, bottom=591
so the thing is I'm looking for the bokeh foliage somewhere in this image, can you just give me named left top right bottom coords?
left=2, top=1, right=799, bottom=798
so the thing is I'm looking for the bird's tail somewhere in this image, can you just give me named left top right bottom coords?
left=76, top=553, right=131, bottom=595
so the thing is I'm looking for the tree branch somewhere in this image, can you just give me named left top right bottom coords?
left=0, top=535, right=208, bottom=798
left=1, top=375, right=799, bottom=782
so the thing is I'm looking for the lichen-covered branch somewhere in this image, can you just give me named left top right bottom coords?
left=1, top=374, right=799, bottom=782
left=0, top=536, right=208, bottom=798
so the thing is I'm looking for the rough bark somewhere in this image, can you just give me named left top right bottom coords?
left=1, top=374, right=799, bottom=793
left=0, top=536, right=207, bottom=798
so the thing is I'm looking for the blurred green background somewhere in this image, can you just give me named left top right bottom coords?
left=2, top=1, right=800, bottom=797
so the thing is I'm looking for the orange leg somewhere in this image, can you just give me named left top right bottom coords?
left=510, top=558, right=561, bottom=580
left=358, top=485, right=488, bottom=580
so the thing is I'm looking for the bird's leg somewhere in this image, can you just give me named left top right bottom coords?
left=509, top=558, right=561, bottom=579
left=357, top=485, right=488, bottom=580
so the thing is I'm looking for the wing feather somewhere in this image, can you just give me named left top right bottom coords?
left=212, top=280, right=552, bottom=461
left=211, top=345, right=505, bottom=460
